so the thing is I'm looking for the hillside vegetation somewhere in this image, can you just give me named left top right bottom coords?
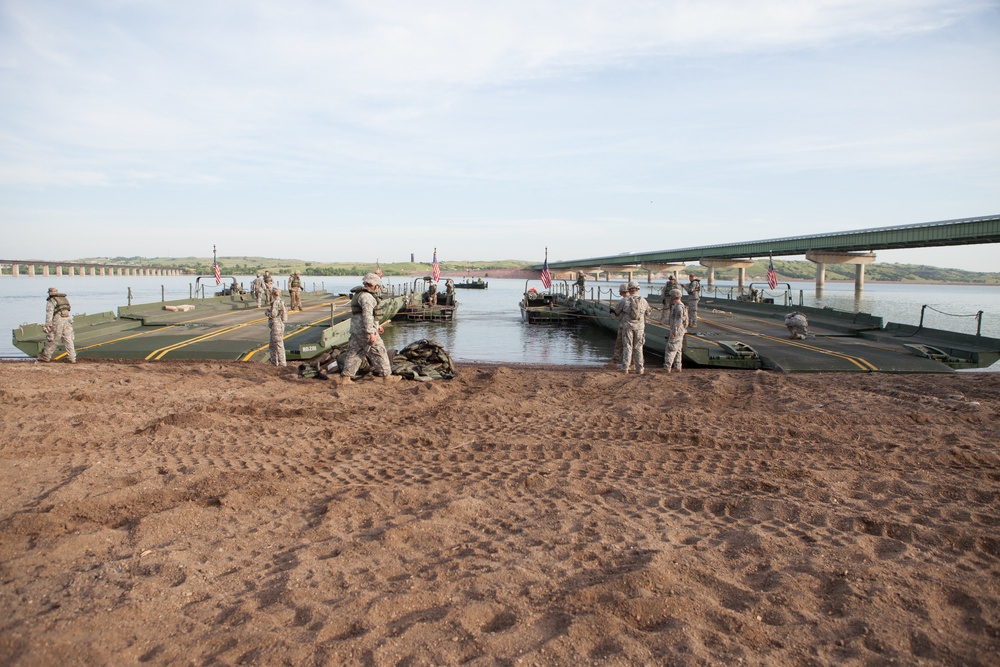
left=77, top=256, right=999, bottom=284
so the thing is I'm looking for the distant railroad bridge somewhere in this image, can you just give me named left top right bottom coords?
left=0, top=260, right=186, bottom=277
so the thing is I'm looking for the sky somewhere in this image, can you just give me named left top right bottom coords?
left=1, top=0, right=999, bottom=271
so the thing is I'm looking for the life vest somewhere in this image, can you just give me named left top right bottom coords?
left=289, top=275, right=302, bottom=289
left=48, top=294, right=71, bottom=316
left=350, top=286, right=381, bottom=314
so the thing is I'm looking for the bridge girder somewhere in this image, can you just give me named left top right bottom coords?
left=533, top=214, right=1000, bottom=271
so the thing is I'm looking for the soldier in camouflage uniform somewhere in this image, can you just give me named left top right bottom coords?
left=267, top=287, right=288, bottom=366
left=252, top=274, right=265, bottom=308
left=611, top=283, right=629, bottom=366
left=784, top=311, right=809, bottom=339
left=427, top=281, right=438, bottom=307
left=39, top=287, right=76, bottom=363
left=684, top=274, right=701, bottom=327
left=664, top=288, right=688, bottom=372
left=289, top=271, right=303, bottom=311
left=263, top=271, right=274, bottom=305
left=618, top=281, right=650, bottom=375
left=340, top=273, right=395, bottom=380
left=660, top=275, right=678, bottom=322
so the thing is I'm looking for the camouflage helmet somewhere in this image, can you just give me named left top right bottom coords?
left=618, top=283, right=628, bottom=294
left=627, top=280, right=640, bottom=291
left=669, top=288, right=683, bottom=299
left=363, top=272, right=382, bottom=287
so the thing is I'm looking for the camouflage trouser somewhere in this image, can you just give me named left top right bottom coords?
left=787, top=325, right=807, bottom=339
left=41, top=315, right=75, bottom=362
left=612, top=325, right=637, bottom=369
left=341, top=332, right=392, bottom=378
left=269, top=321, right=286, bottom=366
left=664, top=332, right=685, bottom=370
left=619, top=324, right=645, bottom=373
left=256, top=291, right=264, bottom=308
left=289, top=287, right=302, bottom=310
left=688, top=299, right=699, bottom=325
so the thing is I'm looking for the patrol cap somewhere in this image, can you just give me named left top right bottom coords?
left=627, top=280, right=640, bottom=291
left=618, top=283, right=628, bottom=294
left=271, top=286, right=281, bottom=295
left=669, top=288, right=682, bottom=299
left=48, top=287, right=58, bottom=294
left=363, top=272, right=382, bottom=287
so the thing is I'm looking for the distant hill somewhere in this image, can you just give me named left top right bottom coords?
left=77, top=256, right=999, bottom=284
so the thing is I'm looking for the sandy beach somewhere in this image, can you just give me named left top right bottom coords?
left=1, top=361, right=998, bottom=666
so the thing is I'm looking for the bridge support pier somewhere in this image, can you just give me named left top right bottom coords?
left=11, top=263, right=19, bottom=277
left=806, top=251, right=876, bottom=293
left=700, top=258, right=754, bottom=290
left=641, top=263, right=687, bottom=283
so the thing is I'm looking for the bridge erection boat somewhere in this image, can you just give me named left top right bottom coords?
left=12, top=286, right=406, bottom=363
left=519, top=280, right=581, bottom=324
left=452, top=277, right=488, bottom=289
left=575, top=287, right=1000, bottom=373
left=393, top=277, right=458, bottom=321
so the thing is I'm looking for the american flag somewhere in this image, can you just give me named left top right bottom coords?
left=432, top=248, right=440, bottom=283
left=375, top=259, right=382, bottom=278
left=766, top=256, right=777, bottom=290
left=213, top=245, right=221, bottom=285
left=540, top=255, right=552, bottom=289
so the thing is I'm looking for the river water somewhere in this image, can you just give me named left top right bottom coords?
left=2, top=275, right=999, bottom=365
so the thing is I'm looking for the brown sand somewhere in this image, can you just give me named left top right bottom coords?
left=1, top=361, right=998, bottom=666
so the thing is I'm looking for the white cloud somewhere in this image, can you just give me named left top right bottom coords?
left=0, top=0, right=997, bottom=267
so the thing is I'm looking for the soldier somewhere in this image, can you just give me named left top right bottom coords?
left=427, top=281, right=438, bottom=307
left=684, top=273, right=701, bottom=327
left=252, top=273, right=265, bottom=308
left=664, top=289, right=689, bottom=373
left=576, top=273, right=586, bottom=298
left=660, top=274, right=678, bottom=322
left=611, top=283, right=629, bottom=366
left=340, top=273, right=397, bottom=382
left=267, top=287, right=288, bottom=366
left=289, top=271, right=303, bottom=311
left=39, top=287, right=76, bottom=363
left=263, top=270, right=274, bottom=305
left=444, top=279, right=455, bottom=306
left=784, top=311, right=809, bottom=339
left=618, top=281, right=650, bottom=375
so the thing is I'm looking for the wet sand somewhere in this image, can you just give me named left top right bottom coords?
left=1, top=361, right=998, bottom=665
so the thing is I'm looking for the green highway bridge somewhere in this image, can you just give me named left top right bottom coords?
left=535, top=214, right=1000, bottom=291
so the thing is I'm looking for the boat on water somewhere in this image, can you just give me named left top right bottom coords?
left=452, top=277, right=488, bottom=289
left=393, top=277, right=458, bottom=321
left=12, top=284, right=407, bottom=363
left=575, top=285, right=1000, bottom=373
left=519, top=280, right=581, bottom=324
